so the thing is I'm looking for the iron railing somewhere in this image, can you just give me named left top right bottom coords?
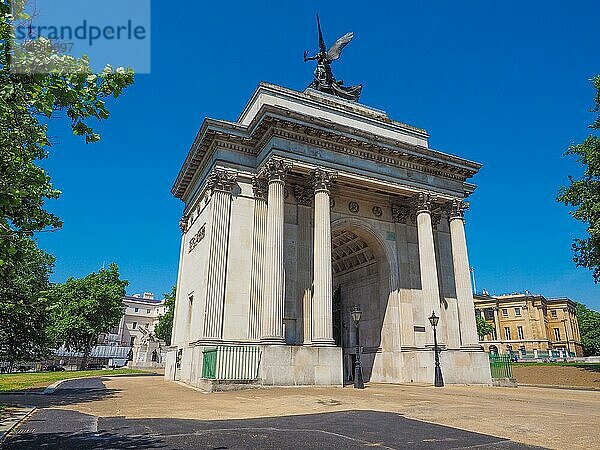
left=489, top=354, right=513, bottom=379
left=202, top=345, right=261, bottom=381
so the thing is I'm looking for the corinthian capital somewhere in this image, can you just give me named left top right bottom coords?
left=260, top=157, right=293, bottom=182
left=310, top=167, right=337, bottom=193
left=179, top=214, right=189, bottom=234
left=207, top=168, right=237, bottom=193
left=413, top=192, right=436, bottom=214
left=252, top=175, right=268, bottom=200
left=449, top=198, right=469, bottom=220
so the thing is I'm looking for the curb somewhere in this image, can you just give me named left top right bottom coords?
left=0, top=406, right=36, bottom=444
left=42, top=378, right=70, bottom=394
left=42, top=371, right=160, bottom=395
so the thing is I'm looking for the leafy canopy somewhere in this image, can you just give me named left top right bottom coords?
left=0, top=0, right=134, bottom=269
left=476, top=315, right=495, bottom=339
left=0, top=237, right=54, bottom=364
left=48, top=263, right=127, bottom=356
left=557, top=75, right=600, bottom=282
left=155, top=285, right=176, bottom=346
left=575, top=302, right=600, bottom=356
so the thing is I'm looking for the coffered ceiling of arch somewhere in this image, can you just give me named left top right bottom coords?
left=331, top=229, right=376, bottom=276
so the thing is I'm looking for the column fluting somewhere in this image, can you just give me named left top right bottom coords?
left=311, top=168, right=337, bottom=346
left=203, top=169, right=236, bottom=340
left=260, top=158, right=292, bottom=342
left=415, top=192, right=443, bottom=346
left=448, top=199, right=479, bottom=347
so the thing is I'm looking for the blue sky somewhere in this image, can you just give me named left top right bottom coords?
left=37, top=1, right=599, bottom=309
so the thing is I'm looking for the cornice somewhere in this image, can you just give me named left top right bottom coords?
left=172, top=101, right=482, bottom=200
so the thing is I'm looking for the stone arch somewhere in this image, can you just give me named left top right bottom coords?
left=330, top=216, right=399, bottom=291
left=330, top=216, right=401, bottom=382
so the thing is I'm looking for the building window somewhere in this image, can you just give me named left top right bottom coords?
left=484, top=309, right=494, bottom=320
left=517, top=326, right=524, bottom=340
left=504, top=327, right=511, bottom=340
left=502, top=308, right=508, bottom=317
left=514, top=307, right=521, bottom=316
left=134, top=307, right=139, bottom=313
left=147, top=309, right=151, bottom=314
left=554, top=328, right=561, bottom=341
left=132, top=322, right=137, bottom=329
left=551, top=309, right=557, bottom=318
left=130, top=336, right=135, bottom=346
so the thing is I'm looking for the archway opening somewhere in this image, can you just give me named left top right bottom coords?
left=331, top=226, right=391, bottom=383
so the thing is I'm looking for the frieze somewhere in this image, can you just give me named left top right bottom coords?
left=372, top=206, right=383, bottom=217
left=348, top=201, right=359, bottom=213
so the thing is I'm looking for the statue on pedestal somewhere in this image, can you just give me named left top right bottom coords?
left=304, top=15, right=362, bottom=102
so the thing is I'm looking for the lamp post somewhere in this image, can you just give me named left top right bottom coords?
left=351, top=305, right=365, bottom=389
left=428, top=311, right=444, bottom=387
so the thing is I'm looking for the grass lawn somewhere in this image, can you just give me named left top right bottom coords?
left=515, top=362, right=600, bottom=368
left=0, top=368, right=148, bottom=393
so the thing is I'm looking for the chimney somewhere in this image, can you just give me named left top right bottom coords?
left=143, top=292, right=154, bottom=300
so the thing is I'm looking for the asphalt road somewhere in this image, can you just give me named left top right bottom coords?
left=3, top=378, right=543, bottom=449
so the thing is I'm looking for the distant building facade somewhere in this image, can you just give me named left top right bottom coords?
left=473, top=292, right=583, bottom=358
left=101, top=292, right=166, bottom=367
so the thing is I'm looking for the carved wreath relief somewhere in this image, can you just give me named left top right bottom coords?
left=188, top=224, right=205, bottom=252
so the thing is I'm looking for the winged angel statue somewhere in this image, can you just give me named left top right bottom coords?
left=304, top=15, right=362, bottom=102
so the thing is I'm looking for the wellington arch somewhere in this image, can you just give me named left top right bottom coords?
left=165, top=82, right=492, bottom=387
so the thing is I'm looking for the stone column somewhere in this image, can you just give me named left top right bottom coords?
left=171, top=214, right=189, bottom=345
left=247, top=177, right=268, bottom=340
left=493, top=307, right=501, bottom=341
left=311, top=168, right=337, bottom=346
left=415, top=192, right=443, bottom=346
left=448, top=199, right=479, bottom=347
left=203, top=169, right=237, bottom=340
left=295, top=185, right=314, bottom=344
left=260, top=158, right=292, bottom=342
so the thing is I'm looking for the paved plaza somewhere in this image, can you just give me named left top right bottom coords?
left=2, top=374, right=599, bottom=449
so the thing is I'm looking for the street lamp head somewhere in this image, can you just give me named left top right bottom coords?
left=351, top=305, right=362, bottom=324
left=428, top=311, right=439, bottom=327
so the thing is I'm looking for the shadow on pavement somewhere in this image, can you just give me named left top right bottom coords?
left=5, top=430, right=165, bottom=449
left=4, top=409, right=543, bottom=449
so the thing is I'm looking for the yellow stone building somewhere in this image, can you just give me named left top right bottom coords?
left=473, top=292, right=583, bottom=358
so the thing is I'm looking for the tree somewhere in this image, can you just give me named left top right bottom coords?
left=476, top=315, right=495, bottom=340
left=575, top=302, right=600, bottom=356
left=0, top=0, right=134, bottom=270
left=155, top=286, right=176, bottom=346
left=557, top=75, right=600, bottom=282
left=0, top=237, right=54, bottom=369
left=48, top=263, right=127, bottom=370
